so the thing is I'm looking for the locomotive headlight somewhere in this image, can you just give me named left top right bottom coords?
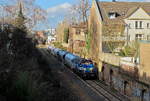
left=80, top=67, right=86, bottom=71
left=90, top=68, right=93, bottom=71
left=82, top=68, right=86, bottom=71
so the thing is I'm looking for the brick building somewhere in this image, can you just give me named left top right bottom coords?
left=68, top=23, right=87, bottom=57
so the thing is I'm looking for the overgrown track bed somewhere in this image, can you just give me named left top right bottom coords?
left=93, top=80, right=130, bottom=101
left=86, top=80, right=129, bottom=101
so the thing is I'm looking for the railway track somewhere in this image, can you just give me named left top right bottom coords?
left=93, top=80, right=130, bottom=101
left=86, top=80, right=130, bottom=101
left=42, top=48, right=129, bottom=101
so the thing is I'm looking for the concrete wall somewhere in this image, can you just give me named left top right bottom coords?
left=101, top=62, right=150, bottom=101
left=139, top=42, right=150, bottom=84
left=98, top=42, right=150, bottom=101
left=100, top=53, right=121, bottom=67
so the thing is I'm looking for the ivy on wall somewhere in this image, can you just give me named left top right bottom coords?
left=63, top=28, right=69, bottom=43
left=86, top=27, right=92, bottom=52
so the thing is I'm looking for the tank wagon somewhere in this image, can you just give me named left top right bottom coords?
left=57, top=50, right=68, bottom=61
left=64, top=53, right=81, bottom=70
left=47, top=46, right=98, bottom=79
left=47, top=46, right=54, bottom=54
left=52, top=48, right=61, bottom=57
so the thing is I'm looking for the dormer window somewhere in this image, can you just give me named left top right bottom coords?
left=108, top=12, right=116, bottom=19
left=108, top=12, right=119, bottom=19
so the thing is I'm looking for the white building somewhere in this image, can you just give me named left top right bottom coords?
left=124, top=7, right=150, bottom=41
left=45, top=28, right=56, bottom=44
left=46, top=28, right=56, bottom=36
left=93, top=1, right=150, bottom=43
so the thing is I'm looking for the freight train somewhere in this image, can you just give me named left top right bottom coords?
left=48, top=46, right=98, bottom=79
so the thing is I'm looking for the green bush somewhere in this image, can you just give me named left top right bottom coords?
left=10, top=71, right=40, bottom=101
left=119, top=41, right=139, bottom=57
left=86, top=29, right=91, bottom=52
left=53, top=42, right=67, bottom=51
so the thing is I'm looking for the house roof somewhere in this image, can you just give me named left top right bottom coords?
left=97, top=2, right=150, bottom=24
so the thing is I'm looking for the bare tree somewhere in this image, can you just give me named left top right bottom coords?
left=71, top=0, right=90, bottom=26
left=2, top=0, right=47, bottom=30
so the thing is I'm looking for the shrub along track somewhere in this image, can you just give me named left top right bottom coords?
left=0, top=48, right=80, bottom=101
left=37, top=48, right=81, bottom=101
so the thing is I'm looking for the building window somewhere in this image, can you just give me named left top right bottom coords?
left=135, top=21, right=138, bottom=29
left=147, top=23, right=150, bottom=29
left=135, top=34, right=144, bottom=40
left=128, top=23, right=131, bottom=29
left=140, top=21, right=143, bottom=29
left=108, top=12, right=120, bottom=19
left=108, top=13, right=116, bottom=19
left=76, top=29, right=80, bottom=34
left=147, top=35, right=150, bottom=40
left=135, top=21, right=143, bottom=29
